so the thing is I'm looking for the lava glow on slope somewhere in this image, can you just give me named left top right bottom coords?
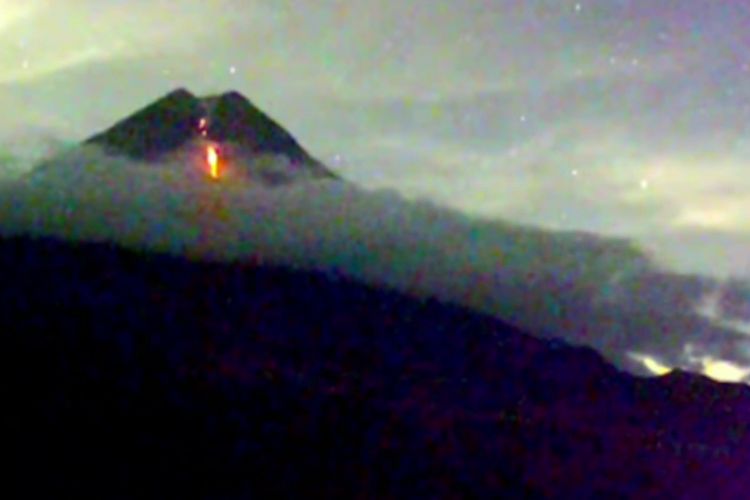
left=206, top=145, right=219, bottom=179
left=198, top=118, right=208, bottom=137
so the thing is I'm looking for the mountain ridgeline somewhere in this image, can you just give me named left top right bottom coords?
left=84, top=88, right=203, bottom=160
left=82, top=87, right=338, bottom=180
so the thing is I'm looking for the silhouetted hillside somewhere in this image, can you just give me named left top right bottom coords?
left=3, top=235, right=749, bottom=498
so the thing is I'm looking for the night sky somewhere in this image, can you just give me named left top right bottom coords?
left=2, top=0, right=750, bottom=277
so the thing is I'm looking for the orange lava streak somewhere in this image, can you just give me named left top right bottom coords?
left=206, top=145, right=219, bottom=179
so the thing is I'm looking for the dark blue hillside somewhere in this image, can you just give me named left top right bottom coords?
left=2, top=236, right=749, bottom=498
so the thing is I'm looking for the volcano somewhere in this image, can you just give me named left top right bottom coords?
left=76, top=88, right=338, bottom=183
left=7, top=87, right=750, bottom=498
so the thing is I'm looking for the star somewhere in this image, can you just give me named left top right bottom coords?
left=229, top=66, right=237, bottom=75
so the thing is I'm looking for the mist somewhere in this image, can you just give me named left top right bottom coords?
left=2, top=140, right=750, bottom=382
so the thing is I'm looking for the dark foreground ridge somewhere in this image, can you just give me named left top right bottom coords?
left=81, top=87, right=338, bottom=178
left=3, top=235, right=750, bottom=498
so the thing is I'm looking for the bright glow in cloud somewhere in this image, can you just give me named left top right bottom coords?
left=627, top=352, right=673, bottom=376
left=700, top=358, right=750, bottom=383
left=629, top=347, right=750, bottom=383
left=679, top=299, right=750, bottom=381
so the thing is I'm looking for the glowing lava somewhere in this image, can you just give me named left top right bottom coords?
left=206, top=145, right=220, bottom=179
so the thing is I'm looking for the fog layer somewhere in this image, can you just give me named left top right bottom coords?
left=2, top=144, right=750, bottom=382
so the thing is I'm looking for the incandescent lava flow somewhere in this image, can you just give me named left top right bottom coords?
left=205, top=143, right=220, bottom=180
left=70, top=88, right=341, bottom=185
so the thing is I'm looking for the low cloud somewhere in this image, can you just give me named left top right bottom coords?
left=2, top=140, right=750, bottom=383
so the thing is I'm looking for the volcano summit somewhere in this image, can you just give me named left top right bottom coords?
left=60, top=88, right=339, bottom=184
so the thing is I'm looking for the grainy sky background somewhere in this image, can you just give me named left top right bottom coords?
left=2, top=0, right=750, bottom=276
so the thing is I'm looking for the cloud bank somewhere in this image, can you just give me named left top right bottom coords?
left=2, top=141, right=750, bottom=382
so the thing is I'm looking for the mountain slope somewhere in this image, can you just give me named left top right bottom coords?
left=76, top=87, right=339, bottom=181
left=85, top=87, right=203, bottom=160
left=205, top=91, right=324, bottom=166
left=4, top=234, right=750, bottom=498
